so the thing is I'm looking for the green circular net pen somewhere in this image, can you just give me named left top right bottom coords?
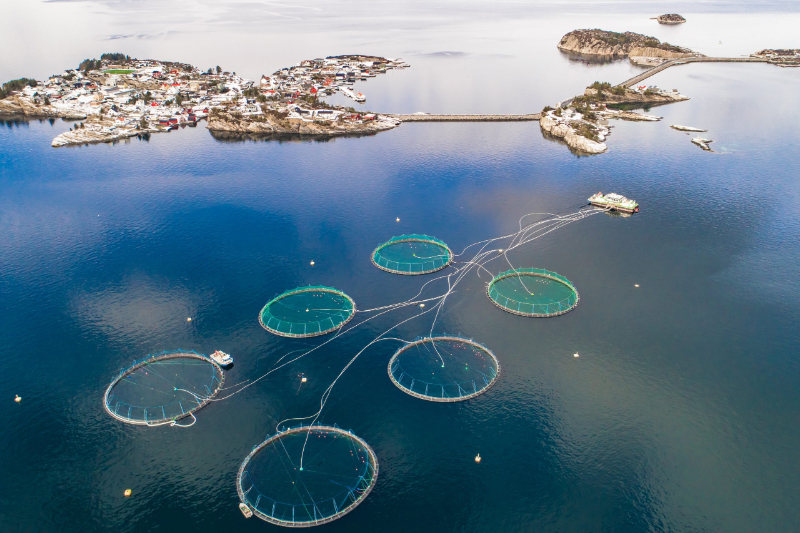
left=371, top=234, right=453, bottom=275
left=103, top=350, right=225, bottom=426
left=486, top=268, right=579, bottom=317
left=259, top=286, right=356, bottom=338
left=237, top=424, right=379, bottom=527
left=388, top=335, right=500, bottom=402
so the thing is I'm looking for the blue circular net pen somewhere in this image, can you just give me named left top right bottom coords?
left=371, top=234, right=453, bottom=275
left=237, top=425, right=379, bottom=527
left=487, top=268, right=579, bottom=317
left=388, top=335, right=500, bottom=402
left=259, top=286, right=356, bottom=338
left=103, top=350, right=224, bottom=426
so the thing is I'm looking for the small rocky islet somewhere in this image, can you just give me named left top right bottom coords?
left=654, top=14, right=687, bottom=25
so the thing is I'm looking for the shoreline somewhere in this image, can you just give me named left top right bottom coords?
left=2, top=43, right=796, bottom=152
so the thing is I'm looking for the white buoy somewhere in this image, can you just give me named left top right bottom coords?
left=187, top=317, right=192, bottom=322
left=310, top=260, right=315, bottom=266
left=301, top=377, right=307, bottom=383
left=635, top=284, right=639, bottom=288
left=574, top=353, right=579, bottom=358
left=475, top=454, right=481, bottom=463
left=396, top=217, right=400, bottom=222
left=15, top=395, right=21, bottom=403
left=419, top=303, right=425, bottom=308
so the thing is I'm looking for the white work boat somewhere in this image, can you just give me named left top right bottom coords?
left=211, top=350, right=233, bottom=367
left=239, top=503, right=253, bottom=518
left=588, top=192, right=639, bottom=213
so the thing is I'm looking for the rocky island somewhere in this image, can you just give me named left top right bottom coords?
left=541, top=81, right=689, bottom=155
left=558, top=29, right=696, bottom=60
left=751, top=49, right=800, bottom=67
left=654, top=14, right=686, bottom=24
left=0, top=53, right=409, bottom=147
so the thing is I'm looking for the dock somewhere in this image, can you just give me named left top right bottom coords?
left=389, top=113, right=540, bottom=122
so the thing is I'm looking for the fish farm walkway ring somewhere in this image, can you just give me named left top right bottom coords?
left=388, top=335, right=500, bottom=402
left=236, top=425, right=379, bottom=527
left=371, top=234, right=453, bottom=275
left=487, top=268, right=579, bottom=317
left=103, top=350, right=224, bottom=427
left=259, top=286, right=356, bottom=338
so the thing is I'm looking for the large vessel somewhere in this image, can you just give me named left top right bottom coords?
left=588, top=192, right=639, bottom=213
left=210, top=350, right=233, bottom=367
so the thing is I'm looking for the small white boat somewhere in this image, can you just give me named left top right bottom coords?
left=211, top=350, right=233, bottom=367
left=239, top=502, right=253, bottom=518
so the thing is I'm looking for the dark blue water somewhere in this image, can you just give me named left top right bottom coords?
left=2, top=57, right=800, bottom=533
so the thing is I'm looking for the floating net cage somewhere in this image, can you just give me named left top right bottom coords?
left=388, top=335, right=500, bottom=402
left=259, top=286, right=356, bottom=338
left=487, top=268, right=579, bottom=317
left=237, top=424, right=379, bottom=527
left=371, top=234, right=453, bottom=275
left=103, top=350, right=224, bottom=426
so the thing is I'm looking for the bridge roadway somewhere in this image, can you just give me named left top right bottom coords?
left=384, top=57, right=767, bottom=118
left=617, top=56, right=768, bottom=88
left=389, top=113, right=540, bottom=122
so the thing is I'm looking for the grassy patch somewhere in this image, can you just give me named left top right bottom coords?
left=104, top=69, right=134, bottom=74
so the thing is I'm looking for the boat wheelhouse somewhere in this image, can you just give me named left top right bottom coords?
left=588, top=192, right=639, bottom=213
left=210, top=350, right=233, bottom=367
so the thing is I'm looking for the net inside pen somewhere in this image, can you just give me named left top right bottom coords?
left=237, top=425, right=379, bottom=527
left=371, top=235, right=453, bottom=275
left=487, top=268, right=579, bottom=317
left=259, top=286, right=356, bottom=338
left=104, top=350, right=224, bottom=426
left=388, top=336, right=500, bottom=402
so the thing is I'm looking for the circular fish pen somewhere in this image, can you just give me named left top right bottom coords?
left=237, top=425, right=379, bottom=527
left=103, top=350, right=224, bottom=426
left=388, top=335, right=500, bottom=402
left=371, top=234, right=453, bottom=275
left=487, top=268, right=579, bottom=317
left=259, top=286, right=356, bottom=338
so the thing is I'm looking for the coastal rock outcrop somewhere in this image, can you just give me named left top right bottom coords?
left=539, top=114, right=607, bottom=154
left=207, top=109, right=400, bottom=137
left=51, top=127, right=139, bottom=147
left=557, top=29, right=695, bottom=58
left=671, top=125, right=706, bottom=132
left=0, top=95, right=85, bottom=119
left=584, top=86, right=689, bottom=105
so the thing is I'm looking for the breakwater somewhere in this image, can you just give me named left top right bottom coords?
left=390, top=114, right=540, bottom=122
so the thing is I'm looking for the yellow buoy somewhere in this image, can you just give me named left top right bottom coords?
left=187, top=317, right=192, bottom=322
left=635, top=284, right=639, bottom=288
left=310, top=260, right=315, bottom=266
left=574, top=353, right=579, bottom=358
left=396, top=217, right=400, bottom=222
left=15, top=395, right=21, bottom=403
left=475, top=454, right=481, bottom=463
left=301, top=377, right=307, bottom=383
left=419, top=303, right=425, bottom=308
left=124, top=489, right=132, bottom=497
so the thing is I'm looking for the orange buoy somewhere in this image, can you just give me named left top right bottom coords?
left=14, top=395, right=21, bottom=403
left=475, top=454, right=481, bottom=463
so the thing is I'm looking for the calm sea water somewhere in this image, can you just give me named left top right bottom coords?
left=2, top=3, right=800, bottom=532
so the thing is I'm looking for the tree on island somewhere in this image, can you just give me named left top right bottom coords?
left=216, top=65, right=222, bottom=74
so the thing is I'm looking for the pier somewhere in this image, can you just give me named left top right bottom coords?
left=617, top=56, right=768, bottom=88
left=390, top=113, right=540, bottom=122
